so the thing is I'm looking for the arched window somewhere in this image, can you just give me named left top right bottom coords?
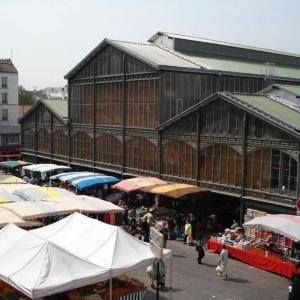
left=23, top=129, right=34, bottom=150
left=163, top=141, right=196, bottom=179
left=53, top=131, right=68, bottom=156
left=126, top=137, right=158, bottom=172
left=96, top=134, right=122, bottom=166
left=37, top=129, right=50, bottom=153
left=199, top=144, right=242, bottom=186
left=72, top=132, right=91, bottom=160
left=246, top=149, right=297, bottom=196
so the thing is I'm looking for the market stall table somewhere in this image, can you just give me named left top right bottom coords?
left=207, top=238, right=296, bottom=278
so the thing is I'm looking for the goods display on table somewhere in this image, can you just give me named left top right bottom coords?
left=0, top=276, right=147, bottom=300
left=207, top=213, right=300, bottom=278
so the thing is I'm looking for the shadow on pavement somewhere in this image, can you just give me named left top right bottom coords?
left=172, top=254, right=186, bottom=258
left=223, top=277, right=250, bottom=284
left=162, top=287, right=182, bottom=293
left=200, top=262, right=217, bottom=268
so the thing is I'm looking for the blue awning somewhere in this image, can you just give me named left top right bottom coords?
left=72, top=175, right=120, bottom=191
left=65, top=173, right=103, bottom=184
left=50, top=172, right=94, bottom=181
left=50, top=172, right=79, bottom=180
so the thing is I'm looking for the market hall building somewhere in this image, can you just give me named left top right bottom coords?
left=20, top=32, right=300, bottom=219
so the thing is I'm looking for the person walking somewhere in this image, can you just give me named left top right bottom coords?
left=288, top=262, right=300, bottom=300
left=196, top=237, right=206, bottom=264
left=184, top=220, right=192, bottom=245
left=219, top=245, right=229, bottom=278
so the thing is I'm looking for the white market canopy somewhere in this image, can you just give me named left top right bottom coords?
left=14, top=186, right=74, bottom=202
left=243, top=214, right=300, bottom=242
left=21, top=164, right=57, bottom=176
left=33, top=212, right=172, bottom=277
left=50, top=172, right=100, bottom=182
left=1, top=193, right=123, bottom=220
left=32, top=165, right=71, bottom=179
left=0, top=207, right=41, bottom=228
left=1, top=200, right=76, bottom=220
left=0, top=224, right=109, bottom=299
left=45, top=195, right=124, bottom=214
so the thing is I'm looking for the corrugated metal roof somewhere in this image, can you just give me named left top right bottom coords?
left=176, top=51, right=300, bottom=79
left=109, top=40, right=200, bottom=69
left=111, top=41, right=300, bottom=79
left=228, top=93, right=300, bottom=131
left=43, top=99, right=68, bottom=120
left=65, top=38, right=300, bottom=80
left=268, top=84, right=300, bottom=97
left=149, top=32, right=300, bottom=59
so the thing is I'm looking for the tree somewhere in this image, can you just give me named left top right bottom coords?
left=18, top=86, right=34, bottom=105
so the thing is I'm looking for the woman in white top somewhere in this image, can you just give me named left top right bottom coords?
left=219, top=244, right=229, bottom=278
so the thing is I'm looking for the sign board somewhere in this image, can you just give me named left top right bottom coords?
left=150, top=227, right=163, bottom=260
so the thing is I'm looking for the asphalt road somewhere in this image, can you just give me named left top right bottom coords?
left=129, top=240, right=290, bottom=300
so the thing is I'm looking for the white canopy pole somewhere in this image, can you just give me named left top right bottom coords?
left=169, top=257, right=173, bottom=300
left=109, top=272, right=112, bottom=300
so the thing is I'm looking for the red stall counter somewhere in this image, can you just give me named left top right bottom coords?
left=207, top=238, right=295, bottom=278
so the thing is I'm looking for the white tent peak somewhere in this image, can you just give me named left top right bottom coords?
left=0, top=223, right=109, bottom=299
left=32, top=212, right=172, bottom=276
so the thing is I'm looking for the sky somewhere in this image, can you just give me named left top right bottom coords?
left=1, top=0, right=300, bottom=90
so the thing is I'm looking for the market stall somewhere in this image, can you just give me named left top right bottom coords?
left=141, top=183, right=207, bottom=198
left=0, top=160, right=31, bottom=174
left=13, top=186, right=74, bottom=201
left=207, top=238, right=295, bottom=278
left=44, top=195, right=124, bottom=225
left=0, top=276, right=147, bottom=300
left=31, top=165, right=71, bottom=181
left=207, top=213, right=300, bottom=278
left=0, top=224, right=109, bottom=299
left=0, top=207, right=41, bottom=228
left=0, top=188, right=24, bottom=203
left=50, top=171, right=101, bottom=183
left=1, top=199, right=77, bottom=220
left=0, top=213, right=172, bottom=299
left=49, top=171, right=99, bottom=187
left=113, top=177, right=167, bottom=193
left=0, top=175, right=26, bottom=185
left=70, top=175, right=120, bottom=191
left=21, top=163, right=57, bottom=176
left=32, top=212, right=172, bottom=276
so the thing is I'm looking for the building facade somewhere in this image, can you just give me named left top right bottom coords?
left=20, top=32, right=300, bottom=215
left=44, top=86, right=68, bottom=100
left=0, top=59, right=20, bottom=161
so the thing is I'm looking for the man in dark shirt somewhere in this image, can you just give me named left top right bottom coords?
left=288, top=262, right=300, bottom=300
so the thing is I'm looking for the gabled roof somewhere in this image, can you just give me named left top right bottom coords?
left=109, top=40, right=200, bottom=70
left=261, top=84, right=300, bottom=98
left=43, top=99, right=68, bottom=120
left=64, top=38, right=201, bottom=79
left=0, top=59, right=18, bottom=73
left=148, top=31, right=300, bottom=59
left=65, top=35, right=300, bottom=81
left=157, top=92, right=300, bottom=139
left=19, top=99, right=68, bottom=124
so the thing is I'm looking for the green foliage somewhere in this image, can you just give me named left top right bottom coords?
left=18, top=86, right=34, bottom=105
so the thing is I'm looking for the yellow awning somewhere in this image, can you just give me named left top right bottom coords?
left=0, top=175, right=26, bottom=184
left=0, top=195, right=9, bottom=204
left=38, top=187, right=60, bottom=198
left=141, top=183, right=207, bottom=199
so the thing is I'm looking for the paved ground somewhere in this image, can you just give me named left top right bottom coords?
left=129, top=240, right=290, bottom=300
